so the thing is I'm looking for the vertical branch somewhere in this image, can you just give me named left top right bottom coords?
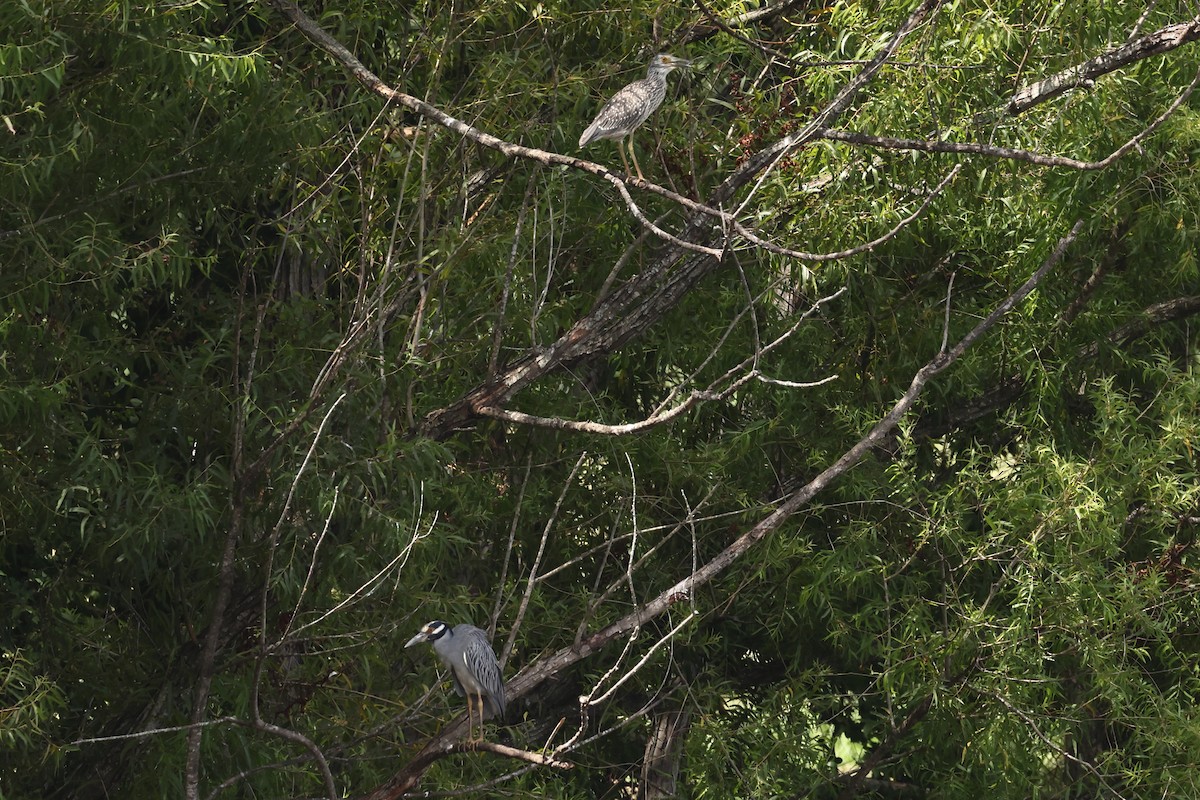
left=623, top=453, right=641, bottom=609
left=639, top=706, right=693, bottom=800
left=184, top=258, right=269, bottom=800
left=492, top=453, right=534, bottom=652
left=501, top=452, right=588, bottom=663
left=490, top=173, right=538, bottom=376
left=251, top=391, right=347, bottom=717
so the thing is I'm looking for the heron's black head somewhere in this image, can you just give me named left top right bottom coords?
left=405, top=620, right=451, bottom=648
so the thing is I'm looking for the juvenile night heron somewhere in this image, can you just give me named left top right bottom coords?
left=579, top=53, right=692, bottom=180
left=405, top=620, right=506, bottom=743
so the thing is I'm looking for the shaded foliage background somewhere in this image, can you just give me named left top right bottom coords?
left=2, top=1, right=1199, bottom=798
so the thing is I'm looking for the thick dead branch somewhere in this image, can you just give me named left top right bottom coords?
left=1009, top=16, right=1200, bottom=114
left=820, top=63, right=1200, bottom=170
left=467, top=740, right=573, bottom=769
left=1077, top=295, right=1200, bottom=358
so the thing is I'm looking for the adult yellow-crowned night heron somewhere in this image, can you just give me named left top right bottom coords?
left=405, top=620, right=506, bottom=742
left=579, top=53, right=691, bottom=180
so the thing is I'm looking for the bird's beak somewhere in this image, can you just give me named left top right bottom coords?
left=676, top=57, right=693, bottom=68
left=405, top=631, right=428, bottom=648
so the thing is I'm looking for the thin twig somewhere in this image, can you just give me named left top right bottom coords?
left=940, top=271, right=956, bottom=355
left=492, top=454, right=533, bottom=655
left=284, top=512, right=435, bottom=642
left=585, top=612, right=698, bottom=706
left=981, top=688, right=1130, bottom=800
left=490, top=172, right=538, bottom=376
left=502, top=453, right=588, bottom=662
left=737, top=164, right=964, bottom=261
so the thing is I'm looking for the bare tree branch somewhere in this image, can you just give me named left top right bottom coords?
left=476, top=287, right=846, bottom=434
left=417, top=2, right=942, bottom=439
left=464, top=740, right=573, bottom=769
left=1008, top=15, right=1200, bottom=114
left=502, top=453, right=588, bottom=663
left=264, top=0, right=732, bottom=253
left=1077, top=295, right=1200, bottom=359
left=820, top=62, right=1200, bottom=170
left=185, top=261, right=269, bottom=800
left=736, top=165, right=963, bottom=261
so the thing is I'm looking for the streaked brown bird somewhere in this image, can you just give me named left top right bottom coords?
left=579, top=53, right=691, bottom=179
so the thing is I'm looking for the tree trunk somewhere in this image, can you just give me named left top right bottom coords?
left=639, top=707, right=692, bottom=800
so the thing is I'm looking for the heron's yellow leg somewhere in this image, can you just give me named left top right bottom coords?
left=616, top=140, right=633, bottom=178
left=627, top=139, right=645, bottom=180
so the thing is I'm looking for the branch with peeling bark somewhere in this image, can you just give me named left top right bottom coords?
left=475, top=286, right=846, bottom=435
left=1009, top=15, right=1200, bottom=114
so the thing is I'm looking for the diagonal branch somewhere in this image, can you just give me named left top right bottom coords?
left=264, top=0, right=943, bottom=266
left=263, top=0, right=944, bottom=440
left=821, top=61, right=1200, bottom=170
left=1008, top=15, right=1200, bottom=114
left=264, top=0, right=727, bottom=251
left=1077, top=295, right=1200, bottom=359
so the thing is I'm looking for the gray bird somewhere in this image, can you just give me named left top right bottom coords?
left=405, top=620, right=506, bottom=742
left=579, top=53, right=692, bottom=180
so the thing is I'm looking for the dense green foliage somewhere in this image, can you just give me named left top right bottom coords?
left=2, top=1, right=1198, bottom=798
